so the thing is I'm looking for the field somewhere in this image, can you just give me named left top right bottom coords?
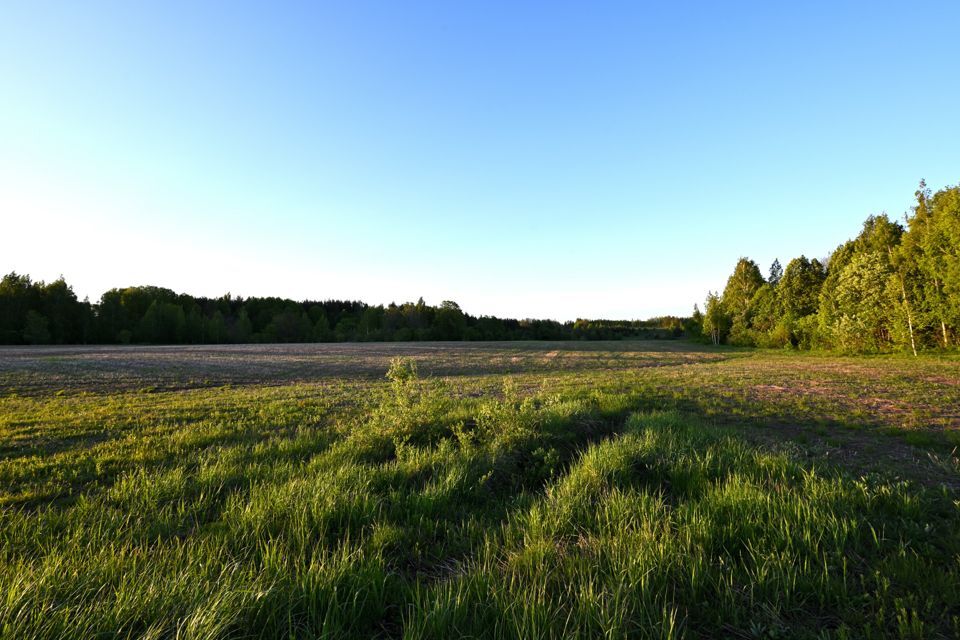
left=1, top=341, right=958, bottom=639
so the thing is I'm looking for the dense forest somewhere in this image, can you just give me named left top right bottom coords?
left=699, top=180, right=960, bottom=353
left=4, top=181, right=957, bottom=351
left=0, top=277, right=686, bottom=345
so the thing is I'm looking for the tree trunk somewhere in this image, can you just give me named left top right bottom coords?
left=889, top=246, right=918, bottom=357
left=934, top=277, right=949, bottom=349
left=898, top=273, right=917, bottom=357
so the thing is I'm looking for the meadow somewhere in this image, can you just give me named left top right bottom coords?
left=0, top=341, right=958, bottom=639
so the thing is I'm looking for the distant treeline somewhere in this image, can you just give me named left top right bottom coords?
left=0, top=277, right=690, bottom=345
left=697, top=180, right=960, bottom=353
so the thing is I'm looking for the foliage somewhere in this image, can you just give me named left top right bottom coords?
left=832, top=253, right=895, bottom=353
left=702, top=292, right=728, bottom=346
left=386, top=356, right=419, bottom=385
left=722, top=258, right=765, bottom=346
left=779, top=256, right=825, bottom=320
left=0, top=273, right=91, bottom=344
left=768, top=258, right=783, bottom=286
left=705, top=181, right=960, bottom=353
left=0, top=281, right=692, bottom=345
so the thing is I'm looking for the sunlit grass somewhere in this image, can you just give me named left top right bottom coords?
left=0, top=343, right=957, bottom=638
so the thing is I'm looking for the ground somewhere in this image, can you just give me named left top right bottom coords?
left=0, top=341, right=958, bottom=638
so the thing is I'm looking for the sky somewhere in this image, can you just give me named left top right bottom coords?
left=2, top=1, right=958, bottom=321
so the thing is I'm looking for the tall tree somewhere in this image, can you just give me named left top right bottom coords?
left=0, top=273, right=39, bottom=343
left=933, top=187, right=960, bottom=344
left=778, top=256, right=826, bottom=320
left=22, top=310, right=51, bottom=345
left=433, top=301, right=466, bottom=340
left=832, top=253, right=896, bottom=352
left=722, top=258, right=764, bottom=345
left=915, top=184, right=960, bottom=347
left=746, top=283, right=781, bottom=346
left=768, top=259, right=783, bottom=286
left=703, top=291, right=728, bottom=345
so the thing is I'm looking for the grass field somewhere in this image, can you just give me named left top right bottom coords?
left=1, top=341, right=958, bottom=638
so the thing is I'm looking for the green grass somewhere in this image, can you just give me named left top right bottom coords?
left=0, top=342, right=958, bottom=638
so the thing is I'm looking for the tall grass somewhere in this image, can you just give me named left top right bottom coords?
left=0, top=357, right=957, bottom=638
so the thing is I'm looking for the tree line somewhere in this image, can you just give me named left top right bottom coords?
left=0, top=276, right=688, bottom=345
left=696, top=180, right=960, bottom=353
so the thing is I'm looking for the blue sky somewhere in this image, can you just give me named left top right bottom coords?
left=2, top=1, right=958, bottom=321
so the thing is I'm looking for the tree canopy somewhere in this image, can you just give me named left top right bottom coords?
left=0, top=277, right=688, bottom=345
left=700, top=180, right=960, bottom=353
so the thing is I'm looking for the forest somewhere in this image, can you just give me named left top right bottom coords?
left=0, top=276, right=685, bottom=345
left=3, top=181, right=957, bottom=352
left=700, top=180, right=960, bottom=353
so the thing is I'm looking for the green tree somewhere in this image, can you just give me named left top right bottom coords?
left=41, top=277, right=86, bottom=343
left=312, top=311, right=332, bottom=342
left=910, top=183, right=960, bottom=348
left=359, top=306, right=385, bottom=341
left=140, top=301, right=186, bottom=343
left=832, top=253, right=895, bottom=352
left=722, top=258, right=764, bottom=345
left=334, top=316, right=358, bottom=341
left=768, top=259, right=783, bottom=286
left=0, top=273, right=40, bottom=343
left=703, top=291, right=728, bottom=345
left=746, top=283, right=779, bottom=344
left=890, top=218, right=928, bottom=355
left=433, top=301, right=466, bottom=340
left=778, top=256, right=826, bottom=320
left=183, top=305, right=204, bottom=344
left=22, top=310, right=51, bottom=344
left=206, top=310, right=227, bottom=343
left=816, top=241, right=856, bottom=349
left=686, top=304, right=704, bottom=340
left=932, top=186, right=960, bottom=344
left=817, top=215, right=903, bottom=352
left=266, top=309, right=312, bottom=342
left=232, top=309, right=253, bottom=343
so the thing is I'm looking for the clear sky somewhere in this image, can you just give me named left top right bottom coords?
left=2, top=1, right=958, bottom=321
